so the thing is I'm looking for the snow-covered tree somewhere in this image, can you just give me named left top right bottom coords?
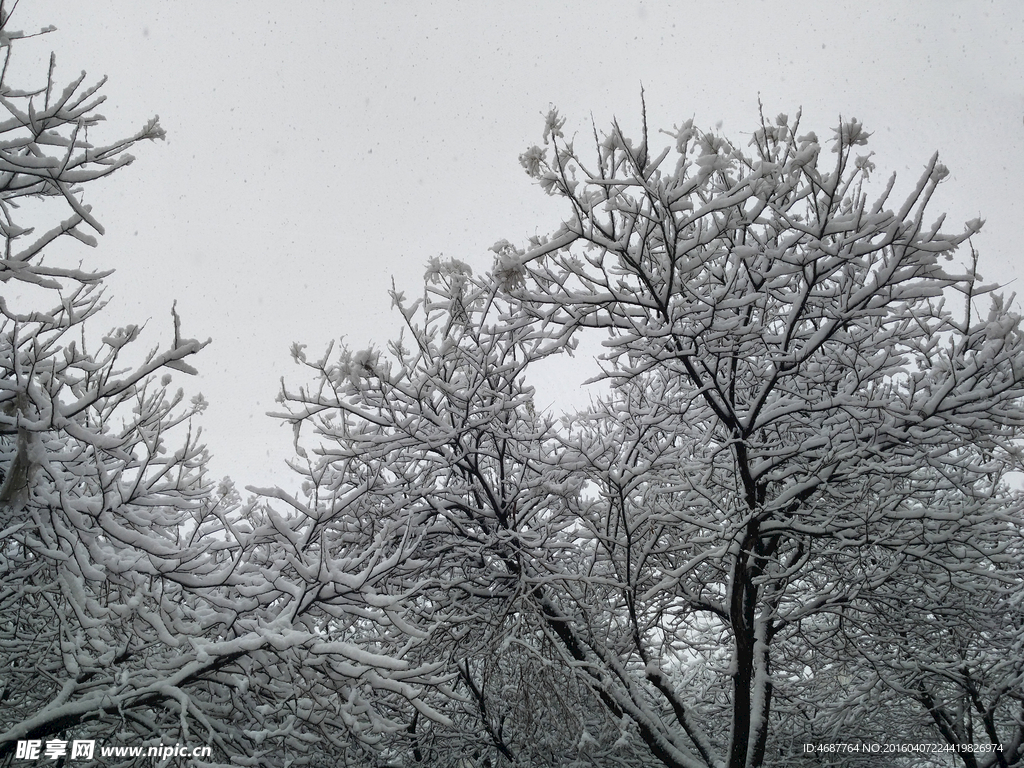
left=270, top=261, right=625, bottom=766
left=505, top=105, right=1024, bottom=768
left=0, top=10, right=449, bottom=765
left=0, top=7, right=214, bottom=756
left=278, top=106, right=1024, bottom=767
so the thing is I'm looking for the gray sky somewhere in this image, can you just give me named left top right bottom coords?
left=12, top=1, right=1024, bottom=491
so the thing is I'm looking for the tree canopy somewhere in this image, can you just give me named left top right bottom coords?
left=272, top=106, right=1024, bottom=767
left=2, top=7, right=1023, bottom=767
left=0, top=10, right=446, bottom=767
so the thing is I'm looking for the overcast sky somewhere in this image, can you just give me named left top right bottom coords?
left=11, top=1, right=1024, bottom=491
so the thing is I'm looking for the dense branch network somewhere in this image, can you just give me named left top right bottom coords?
left=274, top=107, right=1024, bottom=767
